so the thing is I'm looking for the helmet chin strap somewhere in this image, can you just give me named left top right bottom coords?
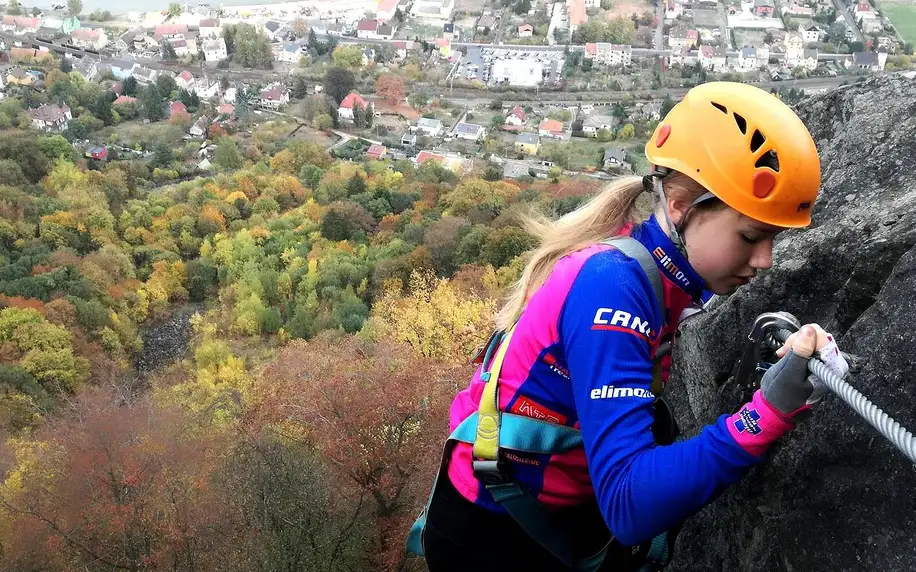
left=651, top=168, right=717, bottom=261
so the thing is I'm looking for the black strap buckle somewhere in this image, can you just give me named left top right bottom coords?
left=473, top=459, right=511, bottom=485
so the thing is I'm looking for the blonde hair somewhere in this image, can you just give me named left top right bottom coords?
left=494, top=171, right=711, bottom=330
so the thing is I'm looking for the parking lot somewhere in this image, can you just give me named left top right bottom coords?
left=457, top=46, right=565, bottom=87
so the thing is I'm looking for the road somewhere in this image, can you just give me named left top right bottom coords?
left=654, top=0, right=665, bottom=51
left=831, top=0, right=865, bottom=43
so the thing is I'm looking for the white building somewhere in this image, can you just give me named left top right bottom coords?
left=491, top=59, right=544, bottom=87
left=584, top=42, right=632, bottom=66
left=203, top=38, right=227, bottom=62
left=260, top=84, right=291, bottom=110
left=199, top=18, right=221, bottom=38
left=416, top=117, right=443, bottom=137
left=70, top=28, right=109, bottom=50
left=453, top=122, right=486, bottom=141
left=410, top=0, right=455, bottom=21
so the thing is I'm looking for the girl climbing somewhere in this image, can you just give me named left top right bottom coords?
left=408, top=81, right=850, bottom=571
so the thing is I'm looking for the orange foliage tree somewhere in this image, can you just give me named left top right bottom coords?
left=252, top=333, right=472, bottom=570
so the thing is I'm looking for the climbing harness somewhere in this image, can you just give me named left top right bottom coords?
left=734, top=312, right=916, bottom=465
left=406, top=236, right=676, bottom=572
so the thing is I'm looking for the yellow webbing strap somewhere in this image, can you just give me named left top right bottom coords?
left=472, top=324, right=517, bottom=461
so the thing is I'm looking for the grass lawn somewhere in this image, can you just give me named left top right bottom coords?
left=879, top=1, right=916, bottom=44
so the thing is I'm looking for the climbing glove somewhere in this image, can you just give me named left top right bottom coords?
left=762, top=324, right=849, bottom=418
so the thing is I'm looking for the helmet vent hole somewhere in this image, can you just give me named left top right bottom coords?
left=733, top=113, right=747, bottom=134
left=711, top=102, right=728, bottom=114
left=750, top=129, right=766, bottom=152
left=755, top=150, right=780, bottom=172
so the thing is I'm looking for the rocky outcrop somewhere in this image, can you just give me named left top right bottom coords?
left=666, top=75, right=916, bottom=572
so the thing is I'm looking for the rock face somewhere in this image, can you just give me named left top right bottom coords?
left=665, top=75, right=916, bottom=572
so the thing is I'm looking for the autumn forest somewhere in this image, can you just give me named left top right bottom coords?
left=0, top=128, right=608, bottom=571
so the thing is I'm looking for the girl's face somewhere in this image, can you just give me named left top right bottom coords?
left=683, top=206, right=784, bottom=295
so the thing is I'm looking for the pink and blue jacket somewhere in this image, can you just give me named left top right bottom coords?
left=446, top=214, right=795, bottom=546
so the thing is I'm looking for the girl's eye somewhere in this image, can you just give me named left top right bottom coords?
left=741, top=234, right=761, bottom=244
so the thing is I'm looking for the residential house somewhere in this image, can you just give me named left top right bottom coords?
left=505, top=105, right=527, bottom=126
left=366, top=144, right=387, bottom=160
left=222, top=87, right=237, bottom=103
left=113, top=95, right=137, bottom=106
left=154, top=23, right=189, bottom=43
left=603, top=147, right=630, bottom=171
left=189, top=116, right=209, bottom=137
left=377, top=24, right=395, bottom=40
left=376, top=0, right=400, bottom=21
left=567, top=0, right=587, bottom=34
left=582, top=114, right=616, bottom=137
left=133, top=34, right=158, bottom=51
left=518, top=24, right=533, bottom=37
left=847, top=50, right=887, bottom=71
left=176, top=70, right=195, bottom=90
left=362, top=47, right=376, bottom=66
left=401, top=132, right=418, bottom=146
left=194, top=80, right=220, bottom=100
left=668, top=44, right=688, bottom=66
left=199, top=18, right=221, bottom=38
left=454, top=122, right=486, bottom=141
left=738, top=46, right=758, bottom=70
left=697, top=44, right=715, bottom=69
left=416, top=117, right=443, bottom=137
left=435, top=35, right=452, bottom=58
left=665, top=0, right=683, bottom=18
left=2, top=16, right=39, bottom=35
left=217, top=103, right=234, bottom=116
left=203, top=38, right=227, bottom=62
left=538, top=118, right=564, bottom=139
left=70, top=28, right=108, bottom=50
left=854, top=2, right=872, bottom=21
left=86, top=146, right=107, bottom=160
left=784, top=31, right=805, bottom=66
left=782, top=2, right=813, bottom=16
left=754, top=0, right=775, bottom=17
left=668, top=27, right=698, bottom=49
left=276, top=42, right=300, bottom=63
left=410, top=0, right=455, bottom=21
left=756, top=45, right=770, bottom=67
left=6, top=67, right=31, bottom=86
left=72, top=57, right=99, bottom=81
left=802, top=23, right=821, bottom=44
left=514, top=132, right=540, bottom=155
left=133, top=66, right=158, bottom=85
left=802, top=48, right=818, bottom=71
left=28, top=104, right=71, bottom=132
left=357, top=19, right=380, bottom=39
left=11, top=47, right=53, bottom=64
left=167, top=37, right=190, bottom=57
left=858, top=7, right=882, bottom=33
left=477, top=15, right=496, bottom=32
left=636, top=101, right=662, bottom=121
left=263, top=20, right=282, bottom=41
left=392, top=40, right=416, bottom=60
left=584, top=42, right=632, bottom=66
left=338, top=92, right=368, bottom=121
left=169, top=101, right=190, bottom=121
left=711, top=46, right=728, bottom=70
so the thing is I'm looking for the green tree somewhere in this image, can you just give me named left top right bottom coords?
left=231, top=23, right=274, bottom=69
left=323, top=66, right=356, bottom=105
left=617, top=123, right=635, bottom=139
left=167, top=2, right=181, bottom=17
left=139, top=83, right=165, bottom=122
left=331, top=45, right=364, bottom=69
left=7, top=0, right=21, bottom=16
left=214, top=137, right=243, bottom=170
left=68, top=0, right=83, bottom=16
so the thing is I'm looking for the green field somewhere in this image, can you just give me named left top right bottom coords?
left=880, top=1, right=916, bottom=44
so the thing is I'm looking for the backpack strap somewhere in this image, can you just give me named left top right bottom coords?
left=601, top=236, right=665, bottom=320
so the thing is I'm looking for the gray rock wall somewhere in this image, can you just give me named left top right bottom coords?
left=666, top=75, right=916, bottom=572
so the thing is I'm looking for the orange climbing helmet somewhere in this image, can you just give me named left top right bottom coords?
left=645, top=82, right=821, bottom=228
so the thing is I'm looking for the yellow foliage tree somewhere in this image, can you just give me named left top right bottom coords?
left=365, top=269, right=496, bottom=362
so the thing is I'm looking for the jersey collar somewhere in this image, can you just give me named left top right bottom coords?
left=629, top=213, right=708, bottom=302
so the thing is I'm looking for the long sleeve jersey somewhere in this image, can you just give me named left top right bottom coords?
left=446, top=214, right=794, bottom=546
